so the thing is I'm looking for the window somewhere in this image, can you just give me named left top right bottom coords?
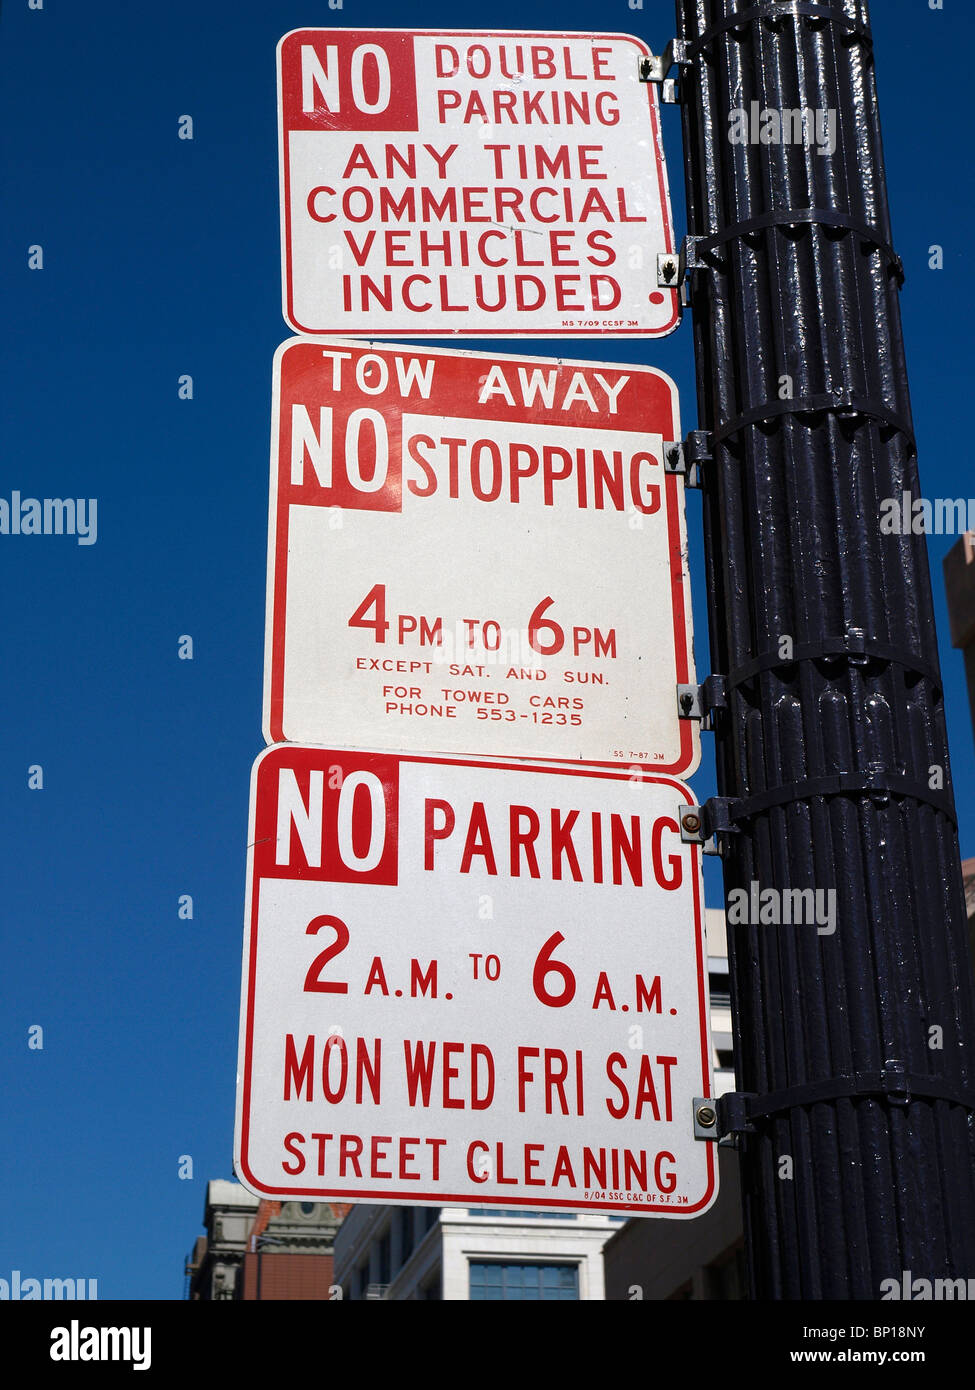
left=708, top=970, right=731, bottom=1009
left=469, top=1261, right=579, bottom=1301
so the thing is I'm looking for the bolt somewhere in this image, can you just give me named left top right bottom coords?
left=661, top=259, right=677, bottom=283
left=696, top=1105, right=717, bottom=1129
left=681, top=812, right=701, bottom=834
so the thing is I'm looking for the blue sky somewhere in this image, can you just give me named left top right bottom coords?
left=0, top=0, right=971, bottom=1299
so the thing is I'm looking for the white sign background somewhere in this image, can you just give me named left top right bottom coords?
left=277, top=28, right=679, bottom=337
left=234, top=745, right=717, bottom=1216
left=264, top=338, right=698, bottom=774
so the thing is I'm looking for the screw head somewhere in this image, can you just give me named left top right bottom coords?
left=696, top=1105, right=717, bottom=1129
left=681, top=812, right=701, bottom=834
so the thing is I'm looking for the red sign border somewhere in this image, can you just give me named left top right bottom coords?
left=263, top=336, right=698, bottom=776
left=234, top=744, right=717, bottom=1218
left=276, top=27, right=680, bottom=339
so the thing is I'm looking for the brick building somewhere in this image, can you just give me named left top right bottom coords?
left=186, top=1179, right=350, bottom=1300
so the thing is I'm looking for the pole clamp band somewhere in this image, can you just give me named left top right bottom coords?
left=686, top=2, right=873, bottom=61
left=730, top=772, right=956, bottom=827
left=718, top=1065, right=975, bottom=1138
left=711, top=389, right=916, bottom=456
left=727, top=636, right=942, bottom=693
left=687, top=207, right=902, bottom=285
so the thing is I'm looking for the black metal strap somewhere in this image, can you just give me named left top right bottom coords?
left=731, top=772, right=956, bottom=826
left=727, top=636, right=943, bottom=692
left=684, top=429, right=712, bottom=467
left=718, top=1067, right=975, bottom=1137
left=702, top=673, right=729, bottom=713
left=689, top=207, right=903, bottom=284
left=711, top=389, right=916, bottom=454
left=687, top=2, right=872, bottom=60
left=703, top=797, right=740, bottom=837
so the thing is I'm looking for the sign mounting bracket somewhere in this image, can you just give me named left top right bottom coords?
left=638, top=40, right=691, bottom=103
left=676, top=675, right=728, bottom=728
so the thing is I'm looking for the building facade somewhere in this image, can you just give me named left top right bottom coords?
left=186, top=1180, right=349, bottom=1300
left=186, top=1180, right=259, bottom=1300
left=334, top=1203, right=623, bottom=1300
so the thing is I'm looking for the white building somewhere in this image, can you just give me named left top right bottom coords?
left=334, top=1202, right=624, bottom=1301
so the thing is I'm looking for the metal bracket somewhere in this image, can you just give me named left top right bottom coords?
left=677, top=674, right=727, bottom=728
left=681, top=796, right=741, bottom=856
left=683, top=235, right=706, bottom=273
left=662, top=440, right=686, bottom=479
left=638, top=39, right=689, bottom=86
left=677, top=803, right=719, bottom=856
left=716, top=1091, right=757, bottom=1142
left=687, top=429, right=712, bottom=482
left=703, top=674, right=728, bottom=716
left=693, top=1097, right=719, bottom=1141
left=676, top=684, right=704, bottom=721
left=663, top=433, right=708, bottom=489
left=656, top=247, right=683, bottom=291
left=679, top=236, right=709, bottom=304
left=658, top=237, right=701, bottom=305
left=703, top=797, right=740, bottom=840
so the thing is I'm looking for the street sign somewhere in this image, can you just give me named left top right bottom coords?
left=264, top=337, right=698, bottom=774
left=234, top=744, right=717, bottom=1216
left=277, top=28, right=679, bottom=337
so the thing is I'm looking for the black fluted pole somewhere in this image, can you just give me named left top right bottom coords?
left=675, top=0, right=975, bottom=1298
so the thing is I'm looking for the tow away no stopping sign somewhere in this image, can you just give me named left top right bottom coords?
left=264, top=338, right=698, bottom=773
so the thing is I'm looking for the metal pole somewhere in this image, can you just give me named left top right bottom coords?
left=673, top=0, right=975, bottom=1298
